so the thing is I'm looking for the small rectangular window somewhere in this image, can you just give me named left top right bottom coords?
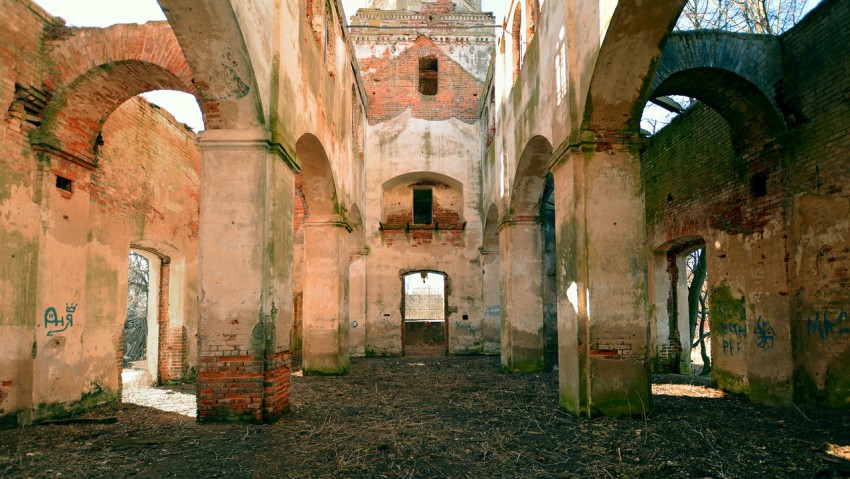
left=418, top=57, right=438, bottom=96
left=413, top=189, right=433, bottom=225
left=56, top=175, right=73, bottom=193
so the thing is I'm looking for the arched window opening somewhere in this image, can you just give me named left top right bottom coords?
left=403, top=272, right=447, bottom=356
left=419, top=56, right=439, bottom=96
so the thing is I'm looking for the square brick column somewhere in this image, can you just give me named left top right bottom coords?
left=499, top=218, right=545, bottom=372
left=196, top=130, right=296, bottom=423
left=552, top=139, right=652, bottom=417
left=302, top=217, right=351, bottom=375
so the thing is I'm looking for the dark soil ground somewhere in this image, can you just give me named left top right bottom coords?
left=1, top=356, right=849, bottom=478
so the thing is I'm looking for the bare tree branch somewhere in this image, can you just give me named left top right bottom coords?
left=676, top=0, right=811, bottom=34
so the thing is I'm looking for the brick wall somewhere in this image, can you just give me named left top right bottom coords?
left=381, top=180, right=465, bottom=247
left=0, top=0, right=202, bottom=426
left=98, top=96, right=200, bottom=384
left=642, top=103, right=786, bottom=240
left=359, top=36, right=483, bottom=125
left=778, top=0, right=850, bottom=406
left=641, top=0, right=850, bottom=406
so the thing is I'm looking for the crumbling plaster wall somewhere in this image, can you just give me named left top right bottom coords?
left=484, top=0, right=654, bottom=216
left=351, top=4, right=493, bottom=356
left=781, top=0, right=850, bottom=407
left=0, top=1, right=202, bottom=428
left=278, top=0, right=365, bottom=217
left=643, top=0, right=850, bottom=407
left=363, top=117, right=484, bottom=356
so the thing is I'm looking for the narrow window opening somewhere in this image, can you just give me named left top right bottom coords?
left=56, top=175, right=73, bottom=194
left=419, top=56, right=438, bottom=96
left=750, top=172, right=768, bottom=198
left=413, top=188, right=433, bottom=225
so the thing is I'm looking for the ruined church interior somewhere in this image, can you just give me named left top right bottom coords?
left=0, top=0, right=849, bottom=476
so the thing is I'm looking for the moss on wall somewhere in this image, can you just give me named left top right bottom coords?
left=30, top=383, right=119, bottom=425
left=0, top=229, right=39, bottom=327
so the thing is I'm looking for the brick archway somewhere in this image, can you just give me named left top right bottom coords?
left=36, top=22, right=204, bottom=167
left=511, top=135, right=553, bottom=218
left=649, top=32, right=787, bottom=150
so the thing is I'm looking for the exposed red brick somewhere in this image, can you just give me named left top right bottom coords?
left=359, top=36, right=483, bottom=125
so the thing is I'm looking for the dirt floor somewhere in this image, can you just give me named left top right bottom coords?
left=1, top=356, right=849, bottom=478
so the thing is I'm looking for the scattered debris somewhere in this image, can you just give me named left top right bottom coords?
left=1, top=356, right=848, bottom=478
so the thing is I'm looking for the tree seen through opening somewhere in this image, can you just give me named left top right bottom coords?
left=124, top=252, right=149, bottom=367
left=686, top=247, right=710, bottom=374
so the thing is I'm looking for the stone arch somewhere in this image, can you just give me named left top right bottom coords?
left=651, top=32, right=782, bottom=108
left=35, top=23, right=202, bottom=166
left=582, top=0, right=688, bottom=133
left=653, top=68, right=785, bottom=151
left=158, top=0, right=264, bottom=129
left=511, top=135, right=553, bottom=217
left=296, top=133, right=340, bottom=218
left=381, top=171, right=464, bottom=192
left=649, top=32, right=786, bottom=149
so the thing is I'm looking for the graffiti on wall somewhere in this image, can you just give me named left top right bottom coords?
left=807, top=310, right=849, bottom=340
left=716, top=303, right=747, bottom=356
left=754, top=316, right=776, bottom=350
left=45, top=303, right=77, bottom=336
left=485, top=305, right=500, bottom=317
left=455, top=321, right=480, bottom=335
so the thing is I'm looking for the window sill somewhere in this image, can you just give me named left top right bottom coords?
left=379, top=222, right=466, bottom=231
